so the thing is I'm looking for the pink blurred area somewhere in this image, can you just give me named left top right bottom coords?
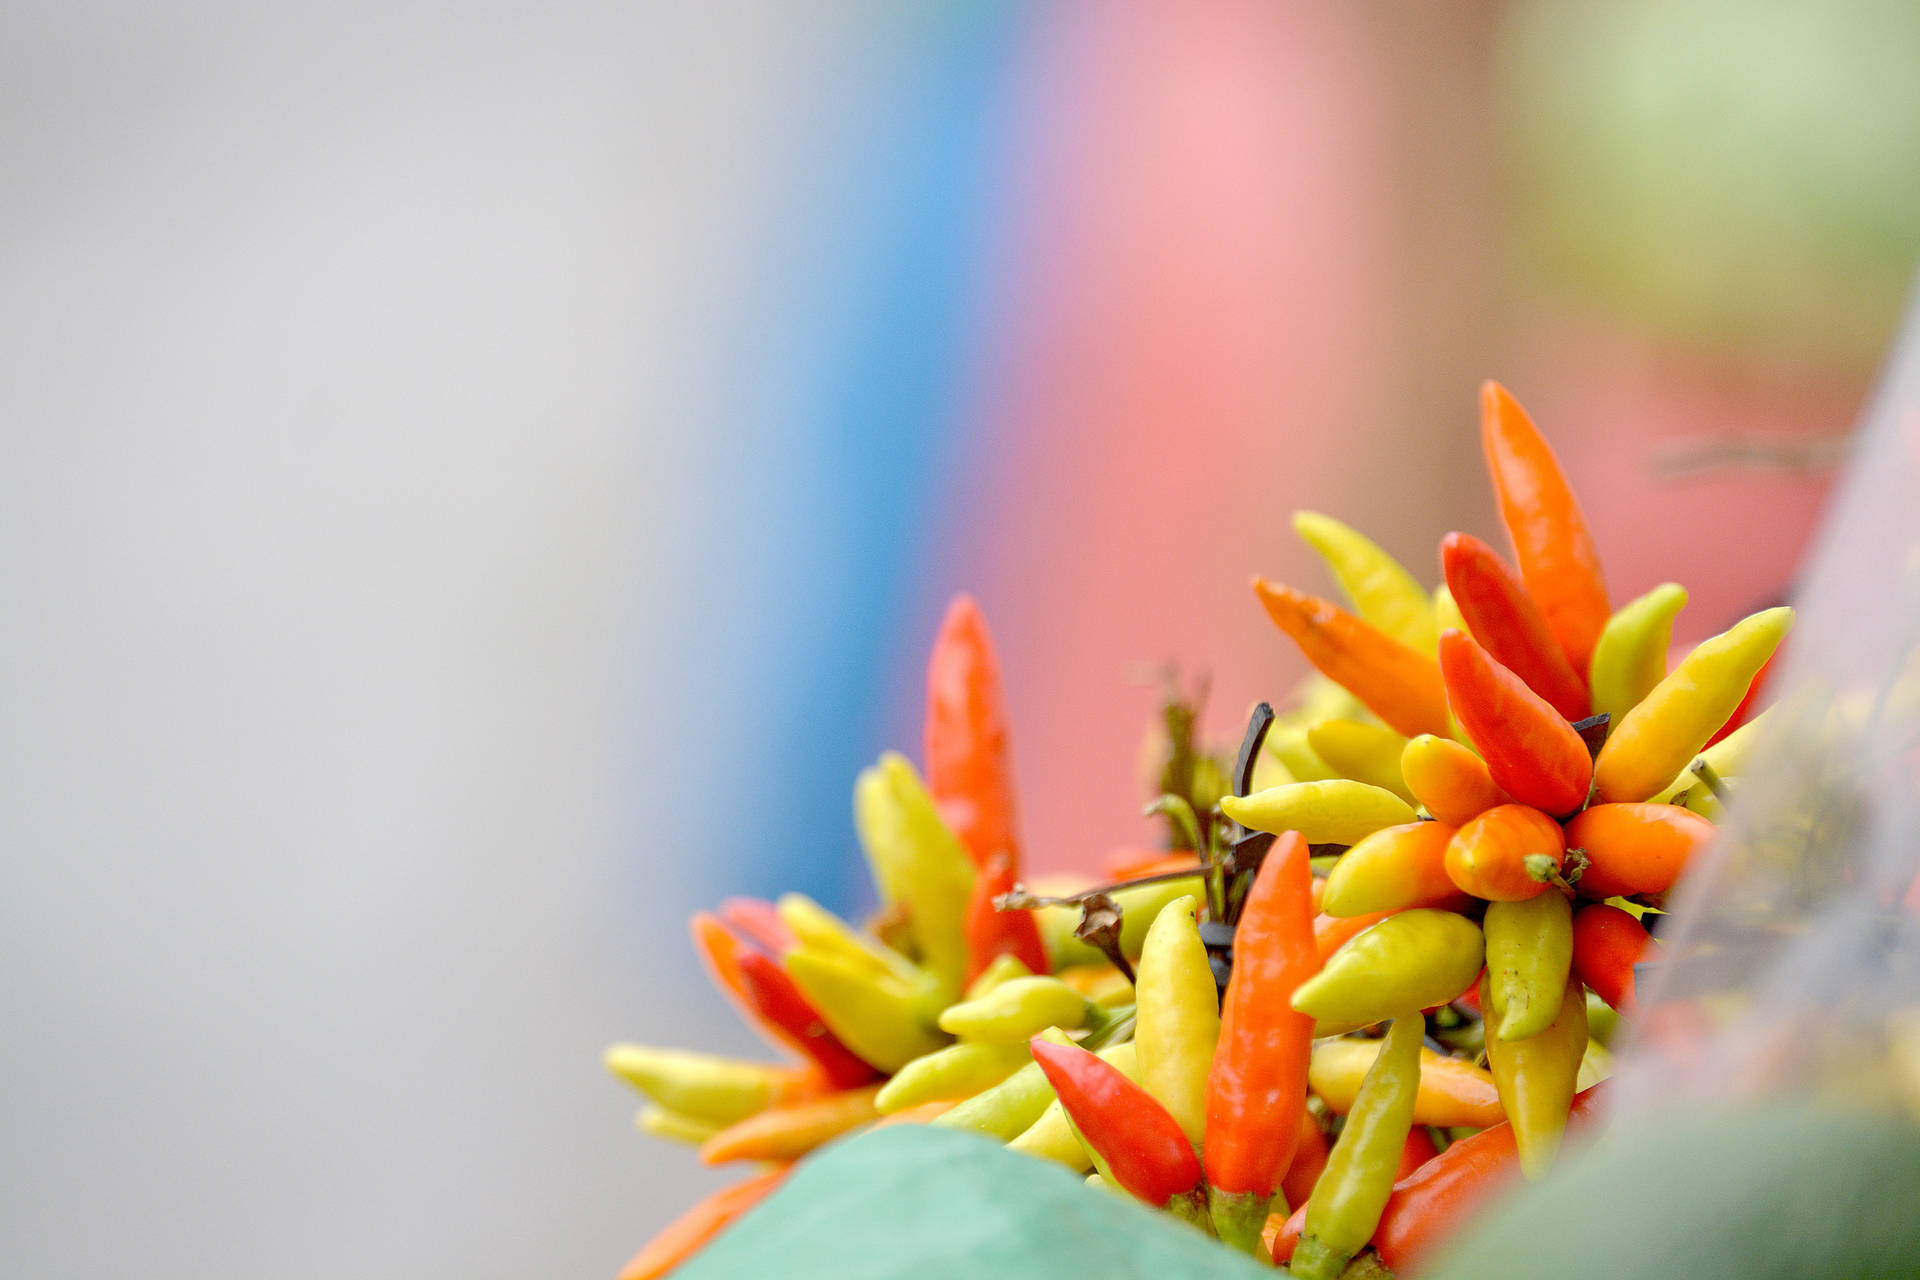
left=938, top=3, right=1852, bottom=875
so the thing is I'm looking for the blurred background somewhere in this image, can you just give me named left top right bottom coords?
left=1, top=2, right=1915, bottom=1276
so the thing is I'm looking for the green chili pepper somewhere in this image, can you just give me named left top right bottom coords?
left=1291, top=1015, right=1424, bottom=1280
left=931, top=1047, right=1060, bottom=1140
left=1008, top=1040, right=1139, bottom=1171
left=876, top=752, right=976, bottom=999
left=937, top=976, right=1093, bottom=1041
left=1587, top=583, right=1688, bottom=728
left=1293, top=511, right=1441, bottom=653
left=1483, top=890, right=1573, bottom=1041
left=874, top=1040, right=1031, bottom=1114
left=1433, top=584, right=1467, bottom=637
left=782, top=950, right=947, bottom=1073
left=1291, top=910, right=1484, bottom=1029
left=1135, top=894, right=1219, bottom=1148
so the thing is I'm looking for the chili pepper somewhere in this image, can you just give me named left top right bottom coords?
left=1008, top=1040, right=1139, bottom=1171
left=1433, top=584, right=1466, bottom=637
left=1400, top=733, right=1510, bottom=826
left=699, top=1082, right=884, bottom=1164
left=1482, top=971, right=1587, bottom=1178
left=1571, top=902, right=1659, bottom=1012
left=1221, top=779, right=1418, bottom=846
left=1653, top=707, right=1771, bottom=803
left=1319, top=820, right=1460, bottom=917
left=853, top=765, right=908, bottom=910
left=1204, top=831, right=1318, bottom=1253
left=874, top=1040, right=1031, bottom=1113
left=1479, top=380, right=1611, bottom=673
left=603, top=1045, right=816, bottom=1127
left=735, top=950, right=880, bottom=1089
left=963, top=953, right=1033, bottom=1000
left=1315, top=909, right=1393, bottom=963
left=1587, top=583, right=1688, bottom=729
left=962, top=850, right=1049, bottom=982
left=932, top=1032, right=1067, bottom=1141
left=637, top=1105, right=723, bottom=1146
left=617, top=1165, right=791, bottom=1280
left=776, top=893, right=920, bottom=987
left=924, top=594, right=1021, bottom=873
left=781, top=951, right=947, bottom=1073
left=1293, top=511, right=1441, bottom=653
left=1030, top=1037, right=1207, bottom=1221
left=1292, top=1016, right=1425, bottom=1280
left=1397, top=1126, right=1440, bottom=1178
left=1706, top=648, right=1777, bottom=747
left=872, top=1099, right=957, bottom=1127
left=1282, top=1109, right=1332, bottom=1208
left=1441, top=531, right=1590, bottom=721
left=1565, top=802, right=1715, bottom=899
left=1306, top=719, right=1416, bottom=803
left=1439, top=630, right=1592, bottom=817
left=1309, top=1038, right=1504, bottom=1129
left=1266, top=723, right=1337, bottom=784
left=717, top=896, right=797, bottom=955
left=1101, top=847, right=1202, bottom=881
left=1445, top=803, right=1564, bottom=902
left=1577, top=1038, right=1615, bottom=1091
left=937, top=975, right=1093, bottom=1041
left=1252, top=580, right=1453, bottom=739
left=1037, top=875, right=1204, bottom=968
left=1054, top=964, right=1134, bottom=1005
left=1291, top=909, right=1485, bottom=1030
left=874, top=752, right=977, bottom=999
left=1593, top=606, right=1794, bottom=803
left=1135, top=894, right=1220, bottom=1148
left=1484, top=889, right=1573, bottom=1041
left=1366, top=1086, right=1604, bottom=1274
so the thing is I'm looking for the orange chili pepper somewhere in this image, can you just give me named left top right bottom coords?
left=1281, top=1108, right=1332, bottom=1208
left=1564, top=803, right=1715, bottom=899
left=698, top=1083, right=884, bottom=1165
left=1309, top=1039, right=1505, bottom=1128
left=962, top=849, right=1048, bottom=982
left=1319, top=821, right=1460, bottom=917
left=1314, top=909, right=1391, bottom=963
left=1440, top=531, right=1590, bottom=722
left=1401, top=734, right=1510, bottom=826
left=1396, top=1126, right=1440, bottom=1179
left=1445, top=804, right=1563, bottom=902
left=1479, top=381, right=1611, bottom=674
left=1253, top=580, right=1452, bottom=739
left=1102, top=848, right=1203, bottom=881
left=617, top=1165, right=791, bottom=1280
left=1571, top=903, right=1659, bottom=1012
left=1439, top=629, right=1592, bottom=817
left=1205, top=830, right=1318, bottom=1252
left=924, top=593, right=1020, bottom=872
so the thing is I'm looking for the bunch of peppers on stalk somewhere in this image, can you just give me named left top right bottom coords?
left=603, top=381, right=1790, bottom=1280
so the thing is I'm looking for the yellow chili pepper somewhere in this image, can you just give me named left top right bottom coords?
left=932, top=1029, right=1069, bottom=1140
left=1306, top=719, right=1415, bottom=804
left=777, top=893, right=919, bottom=986
left=962, top=953, right=1033, bottom=1000
left=637, top=1105, right=723, bottom=1146
left=936, top=976, right=1093, bottom=1041
left=1318, top=820, right=1458, bottom=917
left=1592, top=607, right=1793, bottom=803
left=1652, top=707, right=1772, bottom=804
left=1265, top=724, right=1337, bottom=783
left=1432, top=583, right=1467, bottom=639
left=1308, top=1038, right=1504, bottom=1129
left=699, top=1083, right=884, bottom=1164
left=876, top=752, right=976, bottom=998
left=603, top=1045, right=813, bottom=1126
left=853, top=764, right=907, bottom=909
left=783, top=950, right=947, bottom=1072
left=1037, top=876, right=1202, bottom=968
left=1587, top=583, right=1688, bottom=728
left=1292, top=1016, right=1424, bottom=1280
left=1007, top=1040, right=1139, bottom=1171
left=874, top=1041, right=1031, bottom=1113
left=1482, top=971, right=1588, bottom=1178
left=1221, top=780, right=1418, bottom=846
left=1483, top=890, right=1573, bottom=1041
left=1291, top=909, right=1484, bottom=1028
left=1292, top=512, right=1441, bottom=653
left=1135, top=895, right=1220, bottom=1148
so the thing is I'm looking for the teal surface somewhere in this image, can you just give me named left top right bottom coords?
left=677, top=1124, right=1277, bottom=1279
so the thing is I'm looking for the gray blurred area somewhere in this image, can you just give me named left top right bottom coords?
left=0, top=4, right=818, bottom=1274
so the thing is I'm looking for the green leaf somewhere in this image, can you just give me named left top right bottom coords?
left=677, top=1124, right=1276, bottom=1280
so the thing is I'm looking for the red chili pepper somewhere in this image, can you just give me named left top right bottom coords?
left=690, top=913, right=877, bottom=1089
left=1440, top=532, right=1590, bottom=722
left=1396, top=1126, right=1440, bottom=1179
left=1705, top=649, right=1778, bottom=748
left=1253, top=580, right=1453, bottom=739
left=1029, top=1036, right=1204, bottom=1211
left=1281, top=1108, right=1332, bottom=1208
left=962, top=849, right=1048, bottom=981
left=617, top=1165, right=791, bottom=1280
left=1205, top=831, right=1318, bottom=1251
left=925, top=594, right=1021, bottom=873
left=1368, top=1086, right=1604, bottom=1274
left=717, top=897, right=797, bottom=955
left=1480, top=381, right=1611, bottom=674
left=1439, top=629, right=1592, bottom=817
left=1564, top=803, right=1715, bottom=899
left=1571, top=903, right=1659, bottom=1012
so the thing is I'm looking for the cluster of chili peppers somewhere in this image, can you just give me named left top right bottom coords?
left=604, top=381, right=1787, bottom=1278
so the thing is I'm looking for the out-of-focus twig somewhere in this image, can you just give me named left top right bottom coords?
left=1653, top=432, right=1852, bottom=479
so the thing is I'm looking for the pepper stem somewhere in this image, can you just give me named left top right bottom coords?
left=1207, top=1188, right=1275, bottom=1256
